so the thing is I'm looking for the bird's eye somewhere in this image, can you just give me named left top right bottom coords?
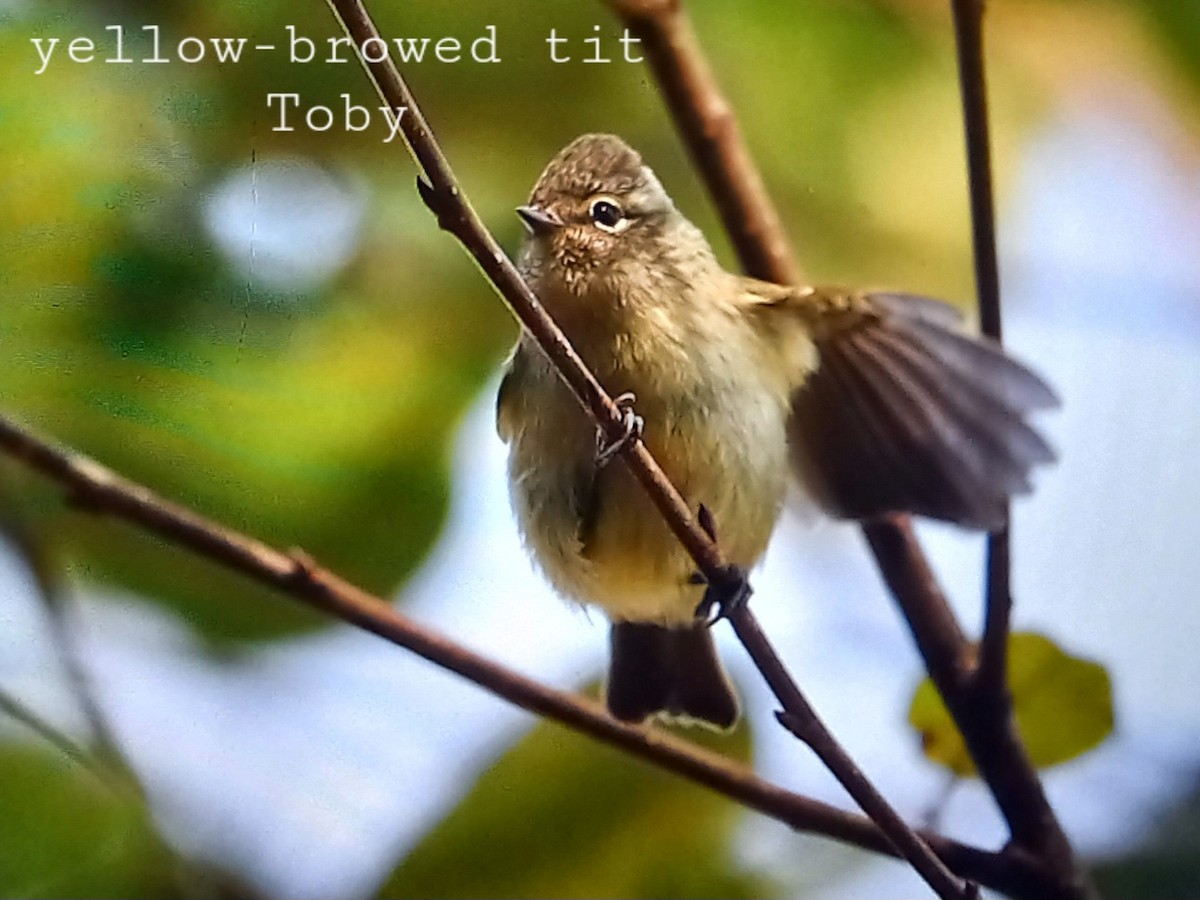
left=589, top=197, right=628, bottom=233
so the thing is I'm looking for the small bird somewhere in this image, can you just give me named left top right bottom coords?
left=497, top=134, right=1057, bottom=729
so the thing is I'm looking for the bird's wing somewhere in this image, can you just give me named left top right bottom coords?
left=757, top=286, right=1058, bottom=531
left=496, top=341, right=604, bottom=553
left=495, top=344, right=528, bottom=444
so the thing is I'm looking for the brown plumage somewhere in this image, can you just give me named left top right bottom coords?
left=497, top=134, right=1058, bottom=729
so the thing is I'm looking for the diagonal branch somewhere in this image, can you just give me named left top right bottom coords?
left=324, top=4, right=718, bottom=583
left=606, top=0, right=802, bottom=284
left=605, top=0, right=797, bottom=287
left=862, top=518, right=1083, bottom=892
left=13, top=529, right=135, bottom=782
left=604, top=1, right=1091, bottom=897
left=323, top=2, right=969, bottom=896
left=0, top=412, right=1073, bottom=899
left=0, top=517, right=143, bottom=797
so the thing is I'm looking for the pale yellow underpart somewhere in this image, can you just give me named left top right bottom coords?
left=499, top=252, right=817, bottom=626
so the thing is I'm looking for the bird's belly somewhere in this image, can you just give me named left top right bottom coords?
left=510, top=372, right=790, bottom=626
left=590, top=388, right=788, bottom=622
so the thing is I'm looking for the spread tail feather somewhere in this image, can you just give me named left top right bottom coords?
left=607, top=622, right=739, bottom=729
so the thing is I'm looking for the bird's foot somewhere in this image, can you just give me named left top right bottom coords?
left=692, top=504, right=752, bottom=624
left=595, top=392, right=644, bottom=468
left=694, top=564, right=751, bottom=626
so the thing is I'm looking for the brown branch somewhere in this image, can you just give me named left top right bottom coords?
left=604, top=1, right=1092, bottom=897
left=948, top=6, right=1089, bottom=893
left=951, top=0, right=1004, bottom=345
left=949, top=0, right=1011, bottom=699
left=857, top=518, right=1082, bottom=889
left=323, top=2, right=718, bottom=583
left=728, top=607, right=977, bottom=899
left=323, top=2, right=970, bottom=896
left=606, top=0, right=802, bottom=285
left=864, top=520, right=1093, bottom=899
left=0, top=412, right=1075, bottom=899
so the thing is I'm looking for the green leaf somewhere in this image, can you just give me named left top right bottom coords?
left=376, top=707, right=772, bottom=899
left=908, top=631, right=1114, bottom=777
left=0, top=743, right=178, bottom=898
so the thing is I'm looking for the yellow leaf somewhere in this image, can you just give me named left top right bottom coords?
left=908, top=631, right=1114, bottom=777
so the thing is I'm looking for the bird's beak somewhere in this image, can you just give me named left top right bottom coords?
left=516, top=204, right=564, bottom=236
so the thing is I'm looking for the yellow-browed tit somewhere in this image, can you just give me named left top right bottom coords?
left=498, top=134, right=1057, bottom=729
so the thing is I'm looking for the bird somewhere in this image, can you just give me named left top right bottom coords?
left=496, top=133, right=1057, bottom=729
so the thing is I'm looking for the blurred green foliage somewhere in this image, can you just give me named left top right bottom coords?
left=0, top=743, right=178, bottom=897
left=0, top=739, right=266, bottom=898
left=378, top=713, right=768, bottom=899
left=908, top=631, right=1114, bottom=778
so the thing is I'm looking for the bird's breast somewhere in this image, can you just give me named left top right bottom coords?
left=504, top=275, right=794, bottom=623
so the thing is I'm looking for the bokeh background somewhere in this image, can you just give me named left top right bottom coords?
left=2, top=0, right=1199, bottom=897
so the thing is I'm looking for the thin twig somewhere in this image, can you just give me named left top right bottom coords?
left=321, top=3, right=970, bottom=896
left=606, top=2, right=1092, bottom=896
left=0, top=412, right=1078, bottom=899
left=864, top=519, right=1091, bottom=897
left=947, top=7, right=1087, bottom=892
left=949, top=0, right=1011, bottom=697
left=9, top=530, right=135, bottom=781
left=729, top=608, right=975, bottom=899
left=0, top=684, right=118, bottom=789
left=0, top=519, right=139, bottom=792
left=0, top=676, right=207, bottom=897
left=951, top=0, right=1004, bottom=345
